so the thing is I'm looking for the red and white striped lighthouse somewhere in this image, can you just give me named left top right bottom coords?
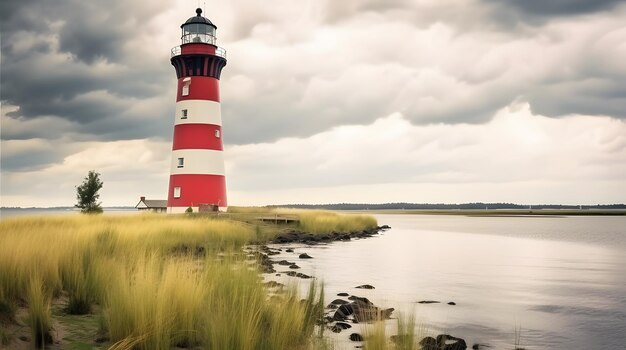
left=167, top=8, right=228, bottom=213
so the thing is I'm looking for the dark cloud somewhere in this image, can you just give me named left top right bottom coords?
left=2, top=0, right=626, bottom=151
left=484, top=0, right=624, bottom=18
left=1, top=0, right=175, bottom=144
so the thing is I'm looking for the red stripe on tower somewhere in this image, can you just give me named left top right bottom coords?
left=167, top=8, right=228, bottom=213
left=172, top=124, right=223, bottom=150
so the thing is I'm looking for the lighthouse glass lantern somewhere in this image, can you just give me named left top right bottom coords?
left=167, top=8, right=228, bottom=213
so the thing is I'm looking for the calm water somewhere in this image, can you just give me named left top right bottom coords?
left=0, top=207, right=137, bottom=219
left=268, top=214, right=626, bottom=350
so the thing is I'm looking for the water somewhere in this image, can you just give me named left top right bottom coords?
left=0, top=207, right=137, bottom=219
left=268, top=214, right=626, bottom=350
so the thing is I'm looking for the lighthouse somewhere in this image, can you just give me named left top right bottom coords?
left=167, top=8, right=228, bottom=213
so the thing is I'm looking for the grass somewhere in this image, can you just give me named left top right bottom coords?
left=0, top=211, right=375, bottom=349
left=363, top=314, right=421, bottom=350
left=27, top=276, right=53, bottom=348
left=226, top=207, right=379, bottom=237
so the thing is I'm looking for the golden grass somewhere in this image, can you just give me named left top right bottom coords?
left=294, top=210, right=378, bottom=234
left=0, top=213, right=329, bottom=349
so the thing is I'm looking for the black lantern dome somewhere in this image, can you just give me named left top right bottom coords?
left=181, top=8, right=217, bottom=45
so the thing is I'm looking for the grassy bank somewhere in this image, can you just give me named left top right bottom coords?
left=0, top=211, right=376, bottom=349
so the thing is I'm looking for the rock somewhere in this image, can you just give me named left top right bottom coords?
left=289, top=264, right=300, bottom=269
left=437, top=334, right=467, bottom=350
left=330, top=299, right=349, bottom=305
left=299, top=253, right=313, bottom=259
left=418, top=300, right=440, bottom=304
left=445, top=339, right=467, bottom=350
left=286, top=271, right=297, bottom=277
left=334, top=322, right=352, bottom=329
left=348, top=296, right=372, bottom=304
left=337, top=292, right=349, bottom=297
left=355, top=284, right=375, bottom=289
left=286, top=248, right=294, bottom=252
left=330, top=325, right=343, bottom=333
left=277, top=260, right=293, bottom=266
left=296, top=272, right=311, bottom=279
left=420, top=337, right=438, bottom=350
left=326, top=304, right=338, bottom=309
left=448, top=302, right=456, bottom=305
left=379, top=225, right=391, bottom=230
left=349, top=333, right=364, bottom=342
left=333, top=304, right=354, bottom=321
left=252, top=252, right=275, bottom=273
left=264, top=281, right=284, bottom=288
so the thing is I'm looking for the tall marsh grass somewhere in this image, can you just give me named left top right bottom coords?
left=295, top=211, right=378, bottom=233
left=0, top=214, right=329, bottom=349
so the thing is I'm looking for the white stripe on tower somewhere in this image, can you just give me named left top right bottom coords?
left=174, top=100, right=222, bottom=126
left=170, top=149, right=225, bottom=175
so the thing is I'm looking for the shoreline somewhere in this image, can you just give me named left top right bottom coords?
left=338, top=208, right=626, bottom=216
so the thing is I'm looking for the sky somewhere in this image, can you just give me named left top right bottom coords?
left=1, top=0, right=625, bottom=207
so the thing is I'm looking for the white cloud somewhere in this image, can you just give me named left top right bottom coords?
left=226, top=102, right=626, bottom=204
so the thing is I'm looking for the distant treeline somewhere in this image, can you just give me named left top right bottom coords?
left=269, top=203, right=626, bottom=210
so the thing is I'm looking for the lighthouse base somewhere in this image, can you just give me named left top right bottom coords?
left=167, top=206, right=228, bottom=214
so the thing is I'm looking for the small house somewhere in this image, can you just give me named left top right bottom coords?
left=135, top=196, right=167, bottom=213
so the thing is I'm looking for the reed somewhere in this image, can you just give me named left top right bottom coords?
left=295, top=211, right=378, bottom=233
left=0, top=213, right=333, bottom=349
left=362, top=314, right=421, bottom=350
left=27, top=276, right=53, bottom=348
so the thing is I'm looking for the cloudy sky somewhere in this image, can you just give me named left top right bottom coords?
left=1, top=0, right=625, bottom=207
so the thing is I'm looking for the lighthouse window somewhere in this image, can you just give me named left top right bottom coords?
left=174, top=187, right=181, bottom=198
left=182, top=77, right=191, bottom=96
left=177, top=157, right=184, bottom=168
left=181, top=109, right=188, bottom=119
left=215, top=129, right=220, bottom=138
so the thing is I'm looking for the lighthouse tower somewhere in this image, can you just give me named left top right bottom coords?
left=167, top=8, right=228, bottom=213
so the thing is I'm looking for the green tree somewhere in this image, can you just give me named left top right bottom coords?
left=75, top=170, right=103, bottom=214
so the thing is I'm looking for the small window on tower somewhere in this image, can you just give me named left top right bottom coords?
left=174, top=187, right=181, bottom=198
left=182, top=77, right=191, bottom=96
left=177, top=157, right=184, bottom=168
left=215, top=129, right=220, bottom=138
left=181, top=109, right=188, bottom=119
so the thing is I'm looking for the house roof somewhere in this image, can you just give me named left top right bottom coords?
left=135, top=199, right=168, bottom=209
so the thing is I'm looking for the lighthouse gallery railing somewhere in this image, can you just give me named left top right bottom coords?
left=171, top=46, right=227, bottom=59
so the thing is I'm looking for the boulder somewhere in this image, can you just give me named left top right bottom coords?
left=330, top=298, right=349, bottom=305
left=299, top=253, right=313, bottom=259
left=337, top=292, right=349, bottom=297
left=437, top=334, right=467, bottom=350
left=419, top=337, right=438, bottom=350
left=355, top=284, right=375, bottom=289
left=332, top=304, right=354, bottom=321
left=349, top=333, right=364, bottom=342
left=418, top=300, right=440, bottom=304
left=334, top=322, right=352, bottom=329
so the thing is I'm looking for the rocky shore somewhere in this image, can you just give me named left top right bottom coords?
left=272, top=225, right=391, bottom=244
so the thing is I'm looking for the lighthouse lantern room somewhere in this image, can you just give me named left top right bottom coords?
left=167, top=8, right=228, bottom=213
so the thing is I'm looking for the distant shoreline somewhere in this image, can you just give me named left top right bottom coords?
left=340, top=209, right=626, bottom=216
